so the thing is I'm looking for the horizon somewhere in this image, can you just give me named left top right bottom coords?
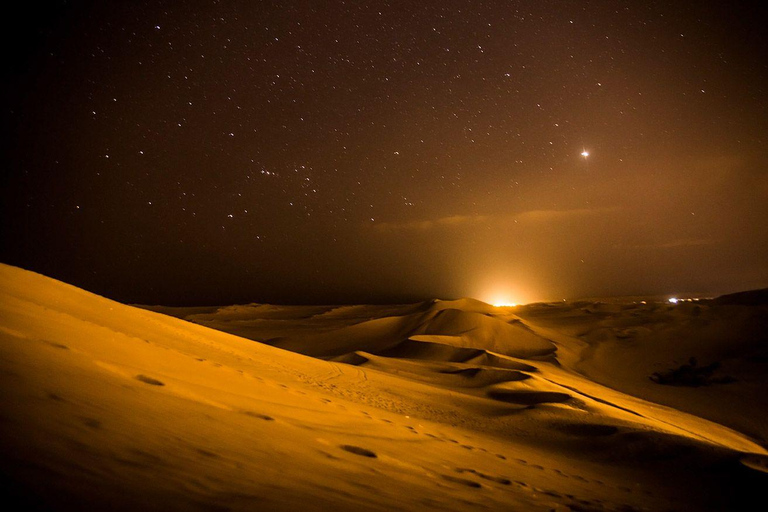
left=3, top=261, right=753, bottom=309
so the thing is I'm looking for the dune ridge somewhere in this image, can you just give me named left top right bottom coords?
left=2, top=263, right=767, bottom=511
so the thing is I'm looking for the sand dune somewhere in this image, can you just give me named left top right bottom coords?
left=2, top=264, right=767, bottom=511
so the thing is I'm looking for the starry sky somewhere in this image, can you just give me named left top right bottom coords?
left=3, top=1, right=767, bottom=305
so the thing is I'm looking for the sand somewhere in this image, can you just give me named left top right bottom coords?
left=1, top=263, right=767, bottom=511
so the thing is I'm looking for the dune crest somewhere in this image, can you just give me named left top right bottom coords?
left=2, top=263, right=767, bottom=511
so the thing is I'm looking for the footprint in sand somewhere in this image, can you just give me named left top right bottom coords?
left=572, top=497, right=598, bottom=507
left=340, top=445, right=377, bottom=458
left=242, top=411, right=274, bottom=421
left=196, top=449, right=219, bottom=458
left=135, top=375, right=164, bottom=386
left=441, top=474, right=481, bottom=488
left=318, top=450, right=341, bottom=461
left=81, top=417, right=102, bottom=430
left=455, top=468, right=511, bottom=485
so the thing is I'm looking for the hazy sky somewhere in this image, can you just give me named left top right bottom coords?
left=3, top=1, right=767, bottom=305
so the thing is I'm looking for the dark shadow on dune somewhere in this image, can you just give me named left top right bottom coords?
left=439, top=367, right=532, bottom=387
left=340, top=445, right=377, bottom=458
left=466, top=353, right=539, bottom=372
left=380, top=339, right=486, bottom=362
left=650, top=357, right=736, bottom=387
left=487, top=390, right=571, bottom=405
left=135, top=375, right=165, bottom=386
left=550, top=422, right=619, bottom=437
left=330, top=352, right=371, bottom=365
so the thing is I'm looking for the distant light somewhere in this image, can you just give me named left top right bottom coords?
left=668, top=298, right=678, bottom=304
left=481, top=283, right=527, bottom=309
left=581, top=150, right=589, bottom=158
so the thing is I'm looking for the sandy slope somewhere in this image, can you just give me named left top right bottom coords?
left=513, top=300, right=768, bottom=446
left=2, top=264, right=767, bottom=511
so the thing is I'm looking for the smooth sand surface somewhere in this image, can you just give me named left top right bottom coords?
left=2, top=264, right=767, bottom=511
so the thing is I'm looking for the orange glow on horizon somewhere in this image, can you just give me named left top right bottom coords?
left=475, top=281, right=531, bottom=308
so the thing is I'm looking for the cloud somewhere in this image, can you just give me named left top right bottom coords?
left=514, top=208, right=612, bottom=222
left=615, top=238, right=720, bottom=250
left=371, top=207, right=616, bottom=233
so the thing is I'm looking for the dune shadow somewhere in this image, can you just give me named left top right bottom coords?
left=487, top=390, right=571, bottom=405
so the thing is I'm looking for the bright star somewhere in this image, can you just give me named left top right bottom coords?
left=581, top=150, right=589, bottom=158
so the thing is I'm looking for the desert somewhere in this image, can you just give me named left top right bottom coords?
left=4, top=2, right=767, bottom=510
left=2, top=264, right=766, bottom=511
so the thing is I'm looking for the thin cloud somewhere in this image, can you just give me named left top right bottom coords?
left=371, top=207, right=616, bottom=233
left=616, top=238, right=720, bottom=250
left=515, top=208, right=615, bottom=222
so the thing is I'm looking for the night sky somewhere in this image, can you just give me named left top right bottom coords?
left=3, top=1, right=767, bottom=306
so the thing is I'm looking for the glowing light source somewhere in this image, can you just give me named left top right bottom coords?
left=485, top=289, right=523, bottom=308
left=581, top=150, right=589, bottom=158
left=475, top=277, right=532, bottom=308
left=668, top=298, right=678, bottom=304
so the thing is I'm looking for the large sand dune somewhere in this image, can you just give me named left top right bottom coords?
left=2, top=263, right=767, bottom=511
